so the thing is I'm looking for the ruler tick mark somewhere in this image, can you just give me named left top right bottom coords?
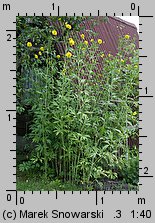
left=96, top=191, right=98, bottom=205
left=6, top=30, right=16, bottom=32
left=139, top=175, right=153, bottom=178
left=58, top=6, right=60, bottom=16
left=139, top=15, right=153, bottom=18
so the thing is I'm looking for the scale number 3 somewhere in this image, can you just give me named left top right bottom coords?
left=115, top=210, right=122, bottom=218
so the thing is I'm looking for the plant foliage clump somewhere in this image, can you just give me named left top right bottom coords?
left=17, top=16, right=139, bottom=188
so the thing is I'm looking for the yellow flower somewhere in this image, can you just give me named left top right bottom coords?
left=56, top=55, right=61, bottom=59
left=65, top=24, right=72, bottom=29
left=69, top=38, right=75, bottom=46
left=97, top=39, right=102, bottom=44
left=52, top=30, right=57, bottom=36
left=27, top=42, right=32, bottom=47
left=108, top=53, right=111, bottom=57
left=125, top=34, right=130, bottom=39
left=38, top=51, right=42, bottom=56
left=90, top=39, right=94, bottom=42
left=40, top=47, right=44, bottom=51
left=133, top=111, right=137, bottom=116
left=34, top=54, right=38, bottom=59
left=101, top=53, right=105, bottom=58
left=65, top=52, right=72, bottom=58
left=121, top=59, right=124, bottom=63
left=84, top=40, right=88, bottom=46
left=80, top=34, right=85, bottom=39
left=62, top=68, right=66, bottom=75
left=99, top=74, right=103, bottom=77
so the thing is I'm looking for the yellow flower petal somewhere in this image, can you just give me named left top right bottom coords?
left=124, top=34, right=130, bottom=39
left=34, top=54, right=38, bottom=59
left=27, top=42, right=32, bottom=47
left=69, top=38, right=75, bottom=46
left=40, top=47, right=44, bottom=51
left=52, top=30, right=57, bottom=36
left=133, top=111, right=137, bottom=116
left=84, top=40, right=88, bottom=46
left=97, top=39, right=102, bottom=44
left=65, top=24, right=72, bottom=29
left=80, top=34, right=85, bottom=39
left=65, top=52, right=72, bottom=58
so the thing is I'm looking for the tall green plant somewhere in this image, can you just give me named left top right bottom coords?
left=18, top=17, right=139, bottom=188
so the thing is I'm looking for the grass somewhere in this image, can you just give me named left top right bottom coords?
left=17, top=169, right=138, bottom=191
left=17, top=170, right=85, bottom=191
left=17, top=150, right=138, bottom=191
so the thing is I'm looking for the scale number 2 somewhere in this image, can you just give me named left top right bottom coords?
left=7, top=34, right=12, bottom=41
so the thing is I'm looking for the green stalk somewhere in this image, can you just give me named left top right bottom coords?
left=60, top=65, right=66, bottom=181
left=43, top=58, right=50, bottom=180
